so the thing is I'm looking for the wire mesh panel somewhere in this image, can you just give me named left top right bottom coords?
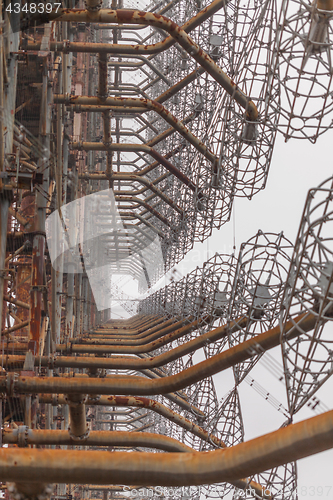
left=227, top=231, right=293, bottom=383
left=280, top=175, right=333, bottom=416
left=270, top=0, right=333, bottom=142
left=206, top=0, right=280, bottom=199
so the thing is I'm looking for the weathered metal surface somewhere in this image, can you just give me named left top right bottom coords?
left=3, top=428, right=194, bottom=452
left=55, top=94, right=218, bottom=164
left=79, top=173, right=183, bottom=214
left=48, top=9, right=257, bottom=119
left=71, top=141, right=197, bottom=191
left=57, top=316, right=204, bottom=354
left=5, top=2, right=333, bottom=498
left=0, top=313, right=316, bottom=396
left=0, top=197, right=10, bottom=336
left=67, top=394, right=89, bottom=440
left=0, top=410, right=332, bottom=487
left=4, top=319, right=243, bottom=371
left=30, top=234, right=45, bottom=354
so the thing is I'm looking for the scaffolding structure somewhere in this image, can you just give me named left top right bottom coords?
left=1, top=1, right=333, bottom=500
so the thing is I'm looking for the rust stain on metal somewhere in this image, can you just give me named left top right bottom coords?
left=116, top=9, right=135, bottom=22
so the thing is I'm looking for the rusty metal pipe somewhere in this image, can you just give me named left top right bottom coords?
left=67, top=394, right=89, bottom=440
left=79, top=173, right=183, bottom=214
left=4, top=319, right=247, bottom=372
left=3, top=295, right=30, bottom=310
left=3, top=428, right=193, bottom=452
left=59, top=317, right=204, bottom=354
left=39, top=394, right=223, bottom=447
left=0, top=410, right=332, bottom=487
left=27, top=0, right=228, bottom=55
left=3, top=320, right=30, bottom=335
left=49, top=8, right=257, bottom=119
left=71, top=142, right=196, bottom=191
left=4, top=313, right=316, bottom=396
left=24, top=382, right=202, bottom=420
left=72, top=104, right=144, bottom=113
left=91, top=316, right=176, bottom=337
left=56, top=95, right=217, bottom=164
left=8, top=207, right=30, bottom=228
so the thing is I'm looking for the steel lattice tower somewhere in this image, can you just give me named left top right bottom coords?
left=0, top=1, right=333, bottom=500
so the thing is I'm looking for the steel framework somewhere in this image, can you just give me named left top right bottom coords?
left=1, top=1, right=333, bottom=500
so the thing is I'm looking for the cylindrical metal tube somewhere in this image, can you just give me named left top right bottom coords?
left=39, top=394, right=222, bottom=447
left=0, top=410, right=332, bottom=486
left=0, top=314, right=316, bottom=397
left=317, top=0, right=333, bottom=9
left=2, top=428, right=193, bottom=452
left=48, top=9, right=257, bottom=119
left=67, top=394, right=89, bottom=440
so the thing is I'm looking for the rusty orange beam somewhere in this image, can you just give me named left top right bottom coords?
left=39, top=394, right=224, bottom=448
left=3, top=295, right=30, bottom=310
left=3, top=313, right=316, bottom=396
left=55, top=95, right=218, bottom=165
left=67, top=394, right=89, bottom=440
left=0, top=410, right=332, bottom=489
left=85, top=316, right=194, bottom=341
left=58, top=317, right=204, bottom=354
left=100, top=315, right=170, bottom=333
left=30, top=233, right=45, bottom=354
left=6, top=318, right=244, bottom=371
left=3, top=429, right=194, bottom=452
left=2, top=320, right=30, bottom=335
left=48, top=8, right=257, bottom=120
left=79, top=173, right=183, bottom=214
left=71, top=142, right=197, bottom=192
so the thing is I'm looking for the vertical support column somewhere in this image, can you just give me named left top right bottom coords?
left=67, top=394, right=89, bottom=440
left=75, top=274, right=82, bottom=337
left=64, top=128, right=75, bottom=341
left=51, top=265, right=62, bottom=345
left=0, top=0, right=4, bottom=173
left=66, top=268, right=75, bottom=340
left=0, top=196, right=10, bottom=337
left=98, top=52, right=113, bottom=187
left=0, top=0, right=11, bottom=336
left=82, top=274, right=89, bottom=333
left=30, top=233, right=45, bottom=353
left=30, top=60, right=52, bottom=354
left=51, top=54, right=63, bottom=348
